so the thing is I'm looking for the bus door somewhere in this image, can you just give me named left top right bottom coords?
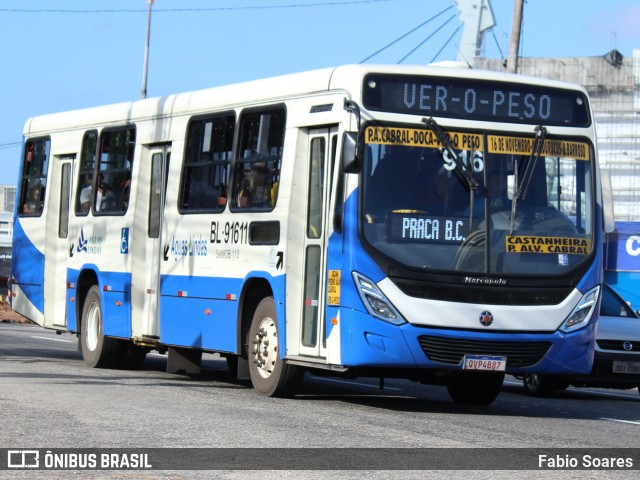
left=130, top=145, right=170, bottom=340
left=295, top=127, right=338, bottom=359
left=43, top=155, right=75, bottom=328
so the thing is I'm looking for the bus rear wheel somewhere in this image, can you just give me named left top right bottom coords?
left=80, top=285, right=123, bottom=368
left=446, top=372, right=504, bottom=405
left=247, top=297, right=301, bottom=397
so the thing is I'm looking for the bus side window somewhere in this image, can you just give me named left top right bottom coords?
left=95, top=127, right=135, bottom=214
left=179, top=113, right=234, bottom=213
left=231, top=107, right=285, bottom=211
left=75, top=130, right=97, bottom=216
left=18, top=138, right=50, bottom=217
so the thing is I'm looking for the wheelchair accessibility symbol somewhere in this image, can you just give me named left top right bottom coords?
left=121, top=228, right=130, bottom=254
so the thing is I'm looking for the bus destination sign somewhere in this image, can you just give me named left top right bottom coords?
left=387, top=213, right=469, bottom=245
left=363, top=74, right=591, bottom=127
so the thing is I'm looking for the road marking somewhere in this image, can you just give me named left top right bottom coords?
left=31, top=335, right=73, bottom=343
left=575, top=388, right=639, bottom=400
left=310, top=376, right=403, bottom=391
left=599, top=418, right=640, bottom=426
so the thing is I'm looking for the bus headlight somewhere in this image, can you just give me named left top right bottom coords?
left=352, top=272, right=406, bottom=325
left=560, top=285, right=600, bottom=333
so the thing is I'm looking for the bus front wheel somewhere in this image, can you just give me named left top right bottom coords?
left=446, top=372, right=504, bottom=405
left=80, top=285, right=122, bottom=368
left=247, top=296, right=302, bottom=397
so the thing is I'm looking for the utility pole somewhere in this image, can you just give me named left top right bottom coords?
left=506, top=0, right=523, bottom=73
left=141, top=0, right=154, bottom=99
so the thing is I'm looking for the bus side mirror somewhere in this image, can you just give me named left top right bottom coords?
left=341, top=131, right=360, bottom=174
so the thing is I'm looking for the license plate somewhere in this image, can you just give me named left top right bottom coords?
left=463, top=355, right=506, bottom=371
left=612, top=361, right=640, bottom=374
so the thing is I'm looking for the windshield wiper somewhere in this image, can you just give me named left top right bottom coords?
left=509, top=125, right=547, bottom=234
left=423, top=117, right=479, bottom=192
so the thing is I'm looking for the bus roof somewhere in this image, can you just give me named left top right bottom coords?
left=24, top=63, right=589, bottom=135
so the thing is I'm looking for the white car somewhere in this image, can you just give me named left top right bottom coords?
left=522, top=283, right=640, bottom=396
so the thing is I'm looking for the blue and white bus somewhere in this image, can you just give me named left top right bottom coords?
left=11, top=64, right=603, bottom=405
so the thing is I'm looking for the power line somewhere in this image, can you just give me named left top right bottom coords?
left=430, top=24, right=461, bottom=64
left=359, top=5, right=454, bottom=63
left=491, top=29, right=505, bottom=62
left=398, top=13, right=457, bottom=63
left=0, top=142, right=22, bottom=152
left=0, top=0, right=399, bottom=14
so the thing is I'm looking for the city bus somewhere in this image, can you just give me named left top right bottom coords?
left=11, top=64, right=603, bottom=405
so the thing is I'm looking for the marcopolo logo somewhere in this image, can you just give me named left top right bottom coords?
left=479, top=311, right=494, bottom=327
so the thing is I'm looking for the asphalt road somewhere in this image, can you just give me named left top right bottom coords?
left=0, top=322, right=638, bottom=479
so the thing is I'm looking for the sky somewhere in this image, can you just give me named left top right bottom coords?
left=0, top=0, right=638, bottom=187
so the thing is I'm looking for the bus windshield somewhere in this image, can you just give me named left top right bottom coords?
left=361, top=125, right=594, bottom=276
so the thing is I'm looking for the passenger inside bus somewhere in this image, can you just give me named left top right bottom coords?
left=22, top=184, right=43, bottom=214
left=95, top=183, right=108, bottom=212
left=79, top=175, right=93, bottom=213
left=239, top=163, right=271, bottom=208
left=465, top=170, right=511, bottom=218
left=121, top=176, right=131, bottom=209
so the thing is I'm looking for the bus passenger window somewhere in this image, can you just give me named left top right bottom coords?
left=95, top=127, right=135, bottom=214
left=18, top=138, right=50, bottom=217
left=179, top=113, right=234, bottom=213
left=75, top=131, right=97, bottom=216
left=231, top=107, right=285, bottom=211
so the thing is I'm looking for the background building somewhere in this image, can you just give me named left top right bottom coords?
left=477, top=49, right=640, bottom=222
left=0, top=186, right=15, bottom=301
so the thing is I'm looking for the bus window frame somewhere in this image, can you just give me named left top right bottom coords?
left=75, top=130, right=98, bottom=217
left=178, top=111, right=236, bottom=214
left=229, top=104, right=287, bottom=213
left=18, top=136, right=50, bottom=218
left=93, top=125, right=136, bottom=217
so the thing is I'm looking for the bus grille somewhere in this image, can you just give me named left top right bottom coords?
left=394, top=280, right=571, bottom=306
left=417, top=336, right=552, bottom=368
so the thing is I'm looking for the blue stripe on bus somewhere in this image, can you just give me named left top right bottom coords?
left=11, top=218, right=45, bottom=313
left=67, top=267, right=131, bottom=338
left=337, top=306, right=596, bottom=374
left=159, top=272, right=285, bottom=353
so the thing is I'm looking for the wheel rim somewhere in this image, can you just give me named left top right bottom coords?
left=85, top=301, right=101, bottom=352
left=252, top=316, right=278, bottom=379
left=524, top=373, right=540, bottom=391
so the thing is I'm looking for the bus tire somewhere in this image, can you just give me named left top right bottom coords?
left=247, top=296, right=302, bottom=397
left=446, top=372, right=504, bottom=405
left=80, top=285, right=122, bottom=368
